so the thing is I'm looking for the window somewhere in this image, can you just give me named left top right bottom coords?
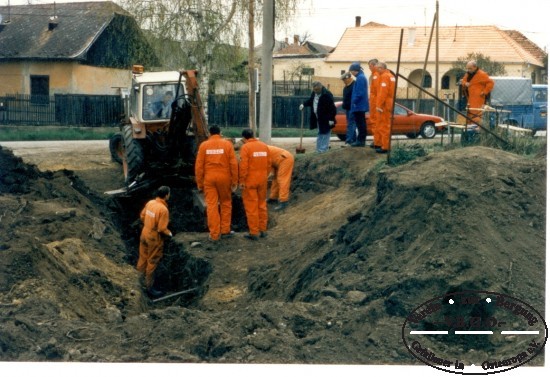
left=422, top=75, right=432, bottom=88
left=141, top=83, right=183, bottom=121
left=441, top=76, right=450, bottom=90
left=30, top=75, right=49, bottom=104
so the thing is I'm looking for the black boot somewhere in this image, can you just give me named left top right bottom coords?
left=274, top=201, right=288, bottom=211
left=147, top=287, right=164, bottom=298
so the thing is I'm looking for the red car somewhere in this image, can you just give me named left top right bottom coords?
left=332, top=101, right=447, bottom=140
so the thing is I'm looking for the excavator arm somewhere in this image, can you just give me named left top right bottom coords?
left=182, top=70, right=210, bottom=146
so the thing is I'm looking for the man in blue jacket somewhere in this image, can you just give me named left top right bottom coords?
left=349, top=62, right=369, bottom=147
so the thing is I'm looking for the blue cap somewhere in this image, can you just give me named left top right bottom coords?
left=349, top=62, right=363, bottom=71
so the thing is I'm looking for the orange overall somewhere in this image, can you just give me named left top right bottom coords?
left=461, top=69, right=494, bottom=125
left=195, top=134, right=238, bottom=240
left=267, top=145, right=294, bottom=203
left=369, top=67, right=380, bottom=146
left=137, top=198, right=171, bottom=289
left=239, top=138, right=271, bottom=236
left=376, top=69, right=396, bottom=151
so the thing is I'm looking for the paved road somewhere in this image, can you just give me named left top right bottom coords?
left=1, top=129, right=544, bottom=159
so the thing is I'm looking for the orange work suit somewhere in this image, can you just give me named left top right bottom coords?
left=239, top=138, right=271, bottom=236
left=369, top=68, right=380, bottom=146
left=267, top=145, right=294, bottom=203
left=376, top=69, right=396, bottom=151
left=461, top=68, right=494, bottom=125
left=195, top=134, right=238, bottom=240
left=137, top=197, right=171, bottom=289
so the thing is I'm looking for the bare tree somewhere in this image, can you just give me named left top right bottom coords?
left=118, top=0, right=299, bottom=123
left=299, top=31, right=312, bottom=45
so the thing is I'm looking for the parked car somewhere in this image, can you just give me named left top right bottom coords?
left=332, top=101, right=447, bottom=140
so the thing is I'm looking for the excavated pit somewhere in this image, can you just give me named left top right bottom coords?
left=0, top=143, right=546, bottom=364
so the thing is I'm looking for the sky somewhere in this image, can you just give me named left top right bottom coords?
left=3, top=0, right=548, bottom=50
left=281, top=0, right=548, bottom=50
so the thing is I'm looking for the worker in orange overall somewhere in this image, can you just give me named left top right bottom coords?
left=460, top=60, right=494, bottom=126
left=195, top=125, right=239, bottom=241
left=368, top=58, right=380, bottom=149
left=137, top=186, right=172, bottom=297
left=238, top=129, right=271, bottom=241
left=266, top=145, right=294, bottom=211
left=375, top=62, right=396, bottom=154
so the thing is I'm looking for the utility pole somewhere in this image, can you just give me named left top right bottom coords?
left=259, top=0, right=274, bottom=143
left=247, top=0, right=256, bottom=134
left=435, top=0, right=440, bottom=116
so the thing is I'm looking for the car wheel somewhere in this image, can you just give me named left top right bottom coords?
left=405, top=132, right=419, bottom=139
left=420, top=122, right=436, bottom=139
left=503, top=119, right=519, bottom=126
left=336, top=134, right=346, bottom=142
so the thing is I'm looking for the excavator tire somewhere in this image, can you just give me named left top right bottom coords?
left=122, top=125, right=145, bottom=184
left=109, top=132, right=123, bottom=164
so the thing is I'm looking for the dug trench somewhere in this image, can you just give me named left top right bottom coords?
left=0, top=142, right=545, bottom=364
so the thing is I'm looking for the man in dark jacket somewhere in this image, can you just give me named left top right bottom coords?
left=299, top=81, right=337, bottom=153
left=349, top=62, right=369, bottom=147
left=341, top=72, right=356, bottom=146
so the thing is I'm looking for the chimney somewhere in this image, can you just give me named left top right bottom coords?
left=408, top=27, right=416, bottom=46
left=355, top=16, right=361, bottom=27
left=293, top=34, right=299, bottom=45
left=48, top=2, right=58, bottom=31
left=48, top=17, right=58, bottom=31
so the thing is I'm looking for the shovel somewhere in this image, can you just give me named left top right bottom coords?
left=296, top=109, right=306, bottom=154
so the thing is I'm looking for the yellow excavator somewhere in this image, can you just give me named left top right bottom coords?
left=107, top=65, right=210, bottom=200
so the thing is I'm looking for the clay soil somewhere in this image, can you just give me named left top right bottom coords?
left=0, top=139, right=546, bottom=366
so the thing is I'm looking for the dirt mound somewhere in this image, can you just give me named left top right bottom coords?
left=0, top=143, right=545, bottom=365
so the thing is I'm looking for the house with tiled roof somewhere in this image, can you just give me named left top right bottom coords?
left=270, top=35, right=334, bottom=94
left=323, top=19, right=546, bottom=97
left=0, top=1, right=157, bottom=97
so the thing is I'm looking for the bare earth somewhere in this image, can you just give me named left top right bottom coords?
left=0, top=137, right=546, bottom=373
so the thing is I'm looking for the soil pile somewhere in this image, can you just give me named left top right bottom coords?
left=0, top=143, right=545, bottom=364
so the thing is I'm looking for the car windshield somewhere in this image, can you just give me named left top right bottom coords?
left=394, top=105, right=408, bottom=116
left=142, top=83, right=184, bottom=120
left=533, top=88, right=547, bottom=103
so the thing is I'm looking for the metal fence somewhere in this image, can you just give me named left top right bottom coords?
left=0, top=94, right=123, bottom=126
left=0, top=92, right=460, bottom=128
left=208, top=94, right=320, bottom=128
left=207, top=94, right=457, bottom=129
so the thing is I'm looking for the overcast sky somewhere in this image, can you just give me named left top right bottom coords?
left=282, top=0, right=548, bottom=50
left=4, top=0, right=548, bottom=50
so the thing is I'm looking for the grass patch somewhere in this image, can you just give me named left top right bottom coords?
left=0, top=126, right=118, bottom=141
left=0, top=125, right=318, bottom=141
left=388, top=144, right=428, bottom=166
left=478, top=129, right=546, bottom=158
